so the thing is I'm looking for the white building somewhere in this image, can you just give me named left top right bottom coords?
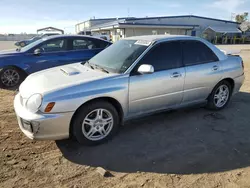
left=75, top=15, right=241, bottom=42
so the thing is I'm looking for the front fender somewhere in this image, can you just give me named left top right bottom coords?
left=0, top=57, right=30, bottom=74
left=41, top=75, right=129, bottom=116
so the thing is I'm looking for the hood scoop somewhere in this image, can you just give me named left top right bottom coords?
left=60, top=67, right=81, bottom=76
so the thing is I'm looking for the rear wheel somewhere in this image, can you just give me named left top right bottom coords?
left=0, top=66, right=26, bottom=89
left=72, top=101, right=120, bottom=145
left=207, top=80, right=232, bottom=110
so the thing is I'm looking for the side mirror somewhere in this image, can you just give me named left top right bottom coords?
left=34, top=48, right=41, bottom=55
left=137, top=64, right=154, bottom=74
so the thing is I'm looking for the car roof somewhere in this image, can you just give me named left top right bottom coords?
left=124, top=35, right=193, bottom=42
left=42, top=34, right=110, bottom=42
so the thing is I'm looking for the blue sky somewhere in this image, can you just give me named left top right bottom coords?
left=0, top=0, right=249, bottom=34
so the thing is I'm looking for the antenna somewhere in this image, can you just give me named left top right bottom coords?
left=231, top=13, right=236, bottom=21
left=127, top=8, right=130, bottom=17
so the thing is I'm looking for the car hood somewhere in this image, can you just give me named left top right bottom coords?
left=19, top=63, right=116, bottom=98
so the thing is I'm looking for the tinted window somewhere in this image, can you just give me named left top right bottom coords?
left=138, top=41, right=182, bottom=72
left=182, top=41, right=219, bottom=66
left=39, top=39, right=66, bottom=52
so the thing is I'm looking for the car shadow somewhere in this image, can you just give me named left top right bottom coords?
left=56, top=92, right=250, bottom=174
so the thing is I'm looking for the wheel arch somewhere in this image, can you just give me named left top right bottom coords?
left=222, top=78, right=235, bottom=91
left=208, top=77, right=235, bottom=100
left=1, top=65, right=28, bottom=76
left=69, top=96, right=124, bottom=136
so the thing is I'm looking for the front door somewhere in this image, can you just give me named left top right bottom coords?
left=128, top=41, right=185, bottom=116
left=181, top=40, right=222, bottom=103
left=25, top=38, right=70, bottom=73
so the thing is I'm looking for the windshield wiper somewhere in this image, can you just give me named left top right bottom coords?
left=16, top=48, right=20, bottom=52
left=94, top=64, right=109, bottom=74
left=83, top=61, right=109, bottom=73
left=84, top=61, right=94, bottom=70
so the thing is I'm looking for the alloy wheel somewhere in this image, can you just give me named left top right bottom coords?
left=214, top=84, right=230, bottom=108
left=1, top=69, right=20, bottom=87
left=82, top=108, right=114, bottom=141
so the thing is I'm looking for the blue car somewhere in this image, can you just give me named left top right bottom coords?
left=0, top=35, right=112, bottom=88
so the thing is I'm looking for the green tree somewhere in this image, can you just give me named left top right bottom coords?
left=235, top=12, right=249, bottom=23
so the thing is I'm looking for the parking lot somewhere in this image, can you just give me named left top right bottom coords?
left=0, top=41, right=250, bottom=188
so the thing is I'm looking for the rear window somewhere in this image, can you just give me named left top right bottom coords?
left=182, top=40, right=219, bottom=66
left=93, top=39, right=110, bottom=48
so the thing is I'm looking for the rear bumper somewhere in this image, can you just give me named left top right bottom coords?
left=233, top=74, right=245, bottom=95
left=14, top=93, right=74, bottom=140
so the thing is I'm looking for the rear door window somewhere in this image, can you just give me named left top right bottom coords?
left=72, top=38, right=97, bottom=50
left=182, top=40, right=219, bottom=66
left=71, top=38, right=110, bottom=50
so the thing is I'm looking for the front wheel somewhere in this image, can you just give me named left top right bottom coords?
left=72, top=101, right=120, bottom=145
left=0, top=67, right=26, bottom=89
left=206, top=80, right=232, bottom=110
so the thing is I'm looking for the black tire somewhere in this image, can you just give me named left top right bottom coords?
left=0, top=66, right=26, bottom=89
left=72, top=101, right=120, bottom=146
left=206, top=80, right=232, bottom=110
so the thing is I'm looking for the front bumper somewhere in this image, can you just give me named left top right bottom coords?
left=14, top=93, right=74, bottom=140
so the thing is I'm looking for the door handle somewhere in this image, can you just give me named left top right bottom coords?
left=171, top=72, right=182, bottom=78
left=212, top=65, right=219, bottom=71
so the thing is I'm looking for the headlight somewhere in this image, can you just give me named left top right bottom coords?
left=25, top=94, right=43, bottom=113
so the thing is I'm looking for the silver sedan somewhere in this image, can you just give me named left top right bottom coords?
left=14, top=35, right=245, bottom=145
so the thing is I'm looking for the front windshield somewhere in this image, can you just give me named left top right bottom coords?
left=20, top=38, right=45, bottom=52
left=88, top=40, right=149, bottom=73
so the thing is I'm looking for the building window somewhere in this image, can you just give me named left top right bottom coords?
left=152, top=30, right=158, bottom=35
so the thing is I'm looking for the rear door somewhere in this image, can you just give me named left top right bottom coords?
left=67, top=37, right=111, bottom=63
left=181, top=40, right=222, bottom=103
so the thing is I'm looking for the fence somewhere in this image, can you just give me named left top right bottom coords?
left=0, top=35, right=36, bottom=41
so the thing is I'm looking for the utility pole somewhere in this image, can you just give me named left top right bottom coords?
left=231, top=13, right=236, bottom=21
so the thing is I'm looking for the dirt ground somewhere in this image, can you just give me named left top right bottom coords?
left=0, top=42, right=250, bottom=188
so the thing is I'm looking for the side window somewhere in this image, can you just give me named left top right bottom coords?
left=39, top=39, right=66, bottom=52
left=138, top=41, right=182, bottom=72
left=72, top=38, right=97, bottom=50
left=182, top=41, right=219, bottom=66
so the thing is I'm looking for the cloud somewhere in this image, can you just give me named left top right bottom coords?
left=145, top=0, right=182, bottom=8
left=209, top=0, right=247, bottom=12
left=1, top=20, right=77, bottom=34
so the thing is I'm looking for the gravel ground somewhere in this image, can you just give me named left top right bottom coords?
left=0, top=41, right=16, bottom=50
left=0, top=42, right=250, bottom=188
